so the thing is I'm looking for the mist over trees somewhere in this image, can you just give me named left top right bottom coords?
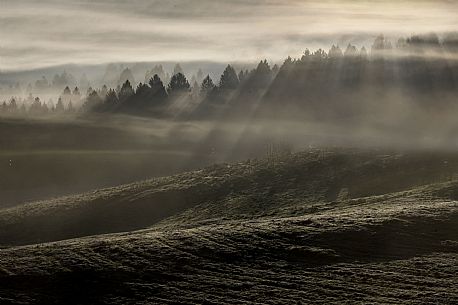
left=1, top=34, right=458, bottom=122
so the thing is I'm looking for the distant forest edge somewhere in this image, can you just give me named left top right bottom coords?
left=1, top=33, right=458, bottom=121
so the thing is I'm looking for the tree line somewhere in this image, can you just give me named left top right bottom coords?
left=1, top=33, right=457, bottom=120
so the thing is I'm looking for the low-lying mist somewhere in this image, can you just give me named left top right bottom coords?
left=2, top=33, right=458, bottom=208
left=3, top=104, right=458, bottom=209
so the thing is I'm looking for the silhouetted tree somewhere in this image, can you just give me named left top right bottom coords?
left=105, top=89, right=119, bottom=108
left=272, top=64, right=279, bottom=75
left=219, top=65, right=239, bottom=90
left=9, top=98, right=18, bottom=113
left=118, top=80, right=134, bottom=102
left=69, top=89, right=79, bottom=105
left=55, top=97, right=65, bottom=112
left=0, top=102, right=7, bottom=113
left=63, top=86, right=71, bottom=95
left=115, top=74, right=169, bottom=115
left=29, top=97, right=43, bottom=114
left=167, top=73, right=190, bottom=95
left=148, top=74, right=168, bottom=100
left=344, top=44, right=358, bottom=57
left=82, top=90, right=103, bottom=112
left=244, top=60, right=272, bottom=91
left=41, top=102, right=49, bottom=113
left=329, top=45, right=343, bottom=58
left=200, top=75, right=215, bottom=97
left=128, top=82, right=152, bottom=110
left=371, top=34, right=392, bottom=56
left=99, top=85, right=108, bottom=99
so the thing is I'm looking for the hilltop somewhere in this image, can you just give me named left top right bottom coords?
left=0, top=149, right=457, bottom=304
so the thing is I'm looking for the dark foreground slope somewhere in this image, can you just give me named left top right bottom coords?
left=2, top=149, right=458, bottom=246
left=0, top=149, right=457, bottom=304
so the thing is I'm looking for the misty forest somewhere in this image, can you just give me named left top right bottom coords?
left=0, top=1, right=457, bottom=304
left=2, top=34, right=458, bottom=121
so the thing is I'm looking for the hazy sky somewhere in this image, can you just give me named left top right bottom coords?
left=0, top=0, right=457, bottom=71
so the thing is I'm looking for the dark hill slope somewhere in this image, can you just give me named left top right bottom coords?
left=0, top=180, right=457, bottom=304
left=2, top=149, right=458, bottom=246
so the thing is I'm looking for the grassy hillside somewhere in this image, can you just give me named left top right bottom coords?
left=0, top=117, right=209, bottom=208
left=1, top=149, right=458, bottom=246
left=0, top=149, right=457, bottom=304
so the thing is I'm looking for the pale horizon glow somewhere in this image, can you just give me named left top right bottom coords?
left=0, top=0, right=457, bottom=71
